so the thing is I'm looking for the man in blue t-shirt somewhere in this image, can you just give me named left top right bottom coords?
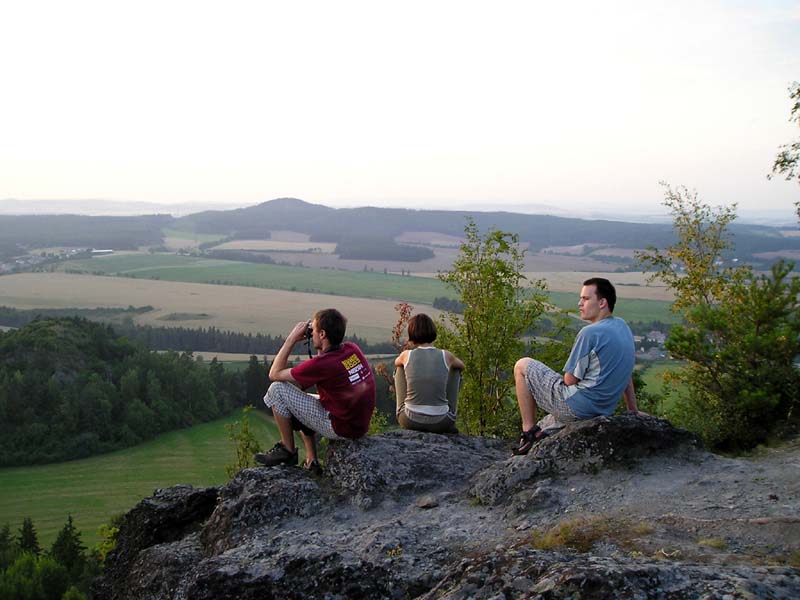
left=512, top=277, right=641, bottom=455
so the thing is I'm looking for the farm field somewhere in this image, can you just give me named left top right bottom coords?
left=57, top=253, right=455, bottom=304
left=161, top=228, right=227, bottom=250
left=212, top=239, right=338, bottom=253
left=637, top=360, right=687, bottom=413
left=0, top=272, right=415, bottom=342
left=0, top=410, right=281, bottom=548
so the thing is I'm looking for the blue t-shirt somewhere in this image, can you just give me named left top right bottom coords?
left=563, top=316, right=635, bottom=418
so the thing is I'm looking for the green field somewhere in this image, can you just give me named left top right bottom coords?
left=59, top=254, right=455, bottom=305
left=547, top=291, right=678, bottom=324
left=161, top=228, right=228, bottom=244
left=58, top=253, right=676, bottom=323
left=0, top=410, right=281, bottom=549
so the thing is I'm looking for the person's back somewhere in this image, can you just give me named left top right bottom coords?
left=564, top=316, right=635, bottom=418
left=394, top=313, right=464, bottom=434
left=404, top=346, right=449, bottom=410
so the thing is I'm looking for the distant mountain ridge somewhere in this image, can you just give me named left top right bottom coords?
left=175, top=197, right=800, bottom=257
left=1, top=198, right=798, bottom=261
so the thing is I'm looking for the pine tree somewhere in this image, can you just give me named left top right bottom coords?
left=17, top=517, right=40, bottom=556
left=0, top=522, right=17, bottom=569
left=50, top=515, right=87, bottom=579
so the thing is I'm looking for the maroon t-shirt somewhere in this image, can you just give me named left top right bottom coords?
left=290, top=342, right=376, bottom=438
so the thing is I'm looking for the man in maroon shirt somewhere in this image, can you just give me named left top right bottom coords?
left=256, top=308, right=376, bottom=472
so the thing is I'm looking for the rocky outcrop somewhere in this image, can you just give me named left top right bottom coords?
left=94, top=417, right=800, bottom=599
left=471, top=414, right=702, bottom=506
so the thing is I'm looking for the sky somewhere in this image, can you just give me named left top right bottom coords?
left=1, top=0, right=799, bottom=222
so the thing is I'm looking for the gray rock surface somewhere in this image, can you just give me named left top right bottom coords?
left=94, top=417, right=800, bottom=599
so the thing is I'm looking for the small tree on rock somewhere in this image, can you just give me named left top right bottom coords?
left=437, top=219, right=547, bottom=436
left=637, top=185, right=800, bottom=450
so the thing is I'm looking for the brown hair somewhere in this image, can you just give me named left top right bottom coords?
left=583, top=277, right=617, bottom=312
left=407, top=313, right=437, bottom=344
left=313, top=308, right=347, bottom=345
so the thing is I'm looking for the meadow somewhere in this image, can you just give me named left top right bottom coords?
left=52, top=252, right=678, bottom=323
left=57, top=253, right=455, bottom=304
left=0, top=410, right=281, bottom=549
left=0, top=272, right=411, bottom=342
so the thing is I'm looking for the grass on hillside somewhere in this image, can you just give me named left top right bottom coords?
left=0, top=410, right=281, bottom=549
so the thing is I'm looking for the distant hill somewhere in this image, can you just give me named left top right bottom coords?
left=3, top=198, right=799, bottom=262
left=174, top=198, right=800, bottom=260
left=0, top=213, right=171, bottom=252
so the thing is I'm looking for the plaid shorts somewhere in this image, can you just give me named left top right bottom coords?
left=524, top=359, right=578, bottom=426
left=263, top=381, right=341, bottom=440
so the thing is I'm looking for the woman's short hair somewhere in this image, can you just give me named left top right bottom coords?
left=407, top=313, right=437, bottom=344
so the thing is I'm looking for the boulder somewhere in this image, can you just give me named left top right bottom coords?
left=471, top=414, right=701, bottom=506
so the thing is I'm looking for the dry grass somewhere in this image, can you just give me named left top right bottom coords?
left=520, top=271, right=674, bottom=301
left=0, top=273, right=417, bottom=342
left=529, top=516, right=656, bottom=554
left=212, top=239, right=338, bottom=253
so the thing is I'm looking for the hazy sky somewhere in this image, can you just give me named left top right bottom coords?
left=1, top=1, right=799, bottom=220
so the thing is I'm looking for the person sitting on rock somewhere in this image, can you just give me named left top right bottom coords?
left=394, top=313, right=465, bottom=434
left=513, top=277, right=640, bottom=455
left=257, top=308, right=376, bottom=472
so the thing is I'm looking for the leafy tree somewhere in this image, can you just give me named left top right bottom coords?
left=437, top=219, right=548, bottom=436
left=225, top=406, right=263, bottom=477
left=17, top=518, right=40, bottom=557
left=49, top=516, right=86, bottom=580
left=769, top=81, right=800, bottom=217
left=638, top=185, right=800, bottom=450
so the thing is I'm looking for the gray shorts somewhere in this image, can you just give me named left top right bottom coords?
left=524, top=359, right=578, bottom=427
left=263, top=381, right=341, bottom=440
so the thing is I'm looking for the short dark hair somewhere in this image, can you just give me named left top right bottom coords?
left=313, top=308, right=347, bottom=345
left=583, top=277, right=617, bottom=312
left=407, top=313, right=437, bottom=344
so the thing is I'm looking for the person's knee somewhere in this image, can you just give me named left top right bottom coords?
left=514, top=357, right=532, bottom=378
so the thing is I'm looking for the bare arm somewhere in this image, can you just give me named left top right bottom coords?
left=269, top=321, right=308, bottom=382
left=394, top=350, right=408, bottom=368
left=623, top=377, right=642, bottom=414
left=563, top=372, right=579, bottom=386
left=445, top=351, right=465, bottom=371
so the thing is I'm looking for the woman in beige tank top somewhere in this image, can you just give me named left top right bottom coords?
left=394, top=314, right=465, bottom=433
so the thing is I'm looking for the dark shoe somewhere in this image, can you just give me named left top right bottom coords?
left=512, top=426, right=543, bottom=456
left=255, top=442, right=298, bottom=467
left=303, top=459, right=323, bottom=476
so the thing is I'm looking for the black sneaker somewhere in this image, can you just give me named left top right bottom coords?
left=303, top=459, right=323, bottom=476
left=255, top=442, right=298, bottom=467
left=512, top=426, right=543, bottom=456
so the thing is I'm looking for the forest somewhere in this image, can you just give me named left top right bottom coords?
left=0, top=318, right=259, bottom=466
left=0, top=315, right=396, bottom=467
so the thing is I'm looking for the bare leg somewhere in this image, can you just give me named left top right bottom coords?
left=300, top=431, right=317, bottom=463
left=514, top=358, right=538, bottom=431
left=273, top=412, right=296, bottom=451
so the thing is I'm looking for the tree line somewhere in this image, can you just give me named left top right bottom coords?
left=0, top=515, right=97, bottom=600
left=0, top=318, right=258, bottom=466
left=0, top=307, right=397, bottom=356
left=0, top=315, right=396, bottom=467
